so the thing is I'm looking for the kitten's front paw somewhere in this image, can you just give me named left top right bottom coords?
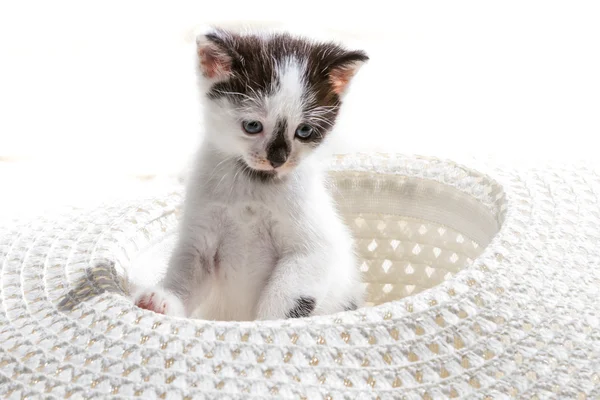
left=134, top=288, right=186, bottom=317
left=257, top=295, right=317, bottom=320
left=287, top=296, right=316, bottom=318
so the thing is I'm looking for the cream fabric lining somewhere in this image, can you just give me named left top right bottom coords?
left=331, top=172, right=502, bottom=306
left=332, top=172, right=500, bottom=246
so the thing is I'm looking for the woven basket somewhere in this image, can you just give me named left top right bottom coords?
left=1, top=154, right=598, bottom=399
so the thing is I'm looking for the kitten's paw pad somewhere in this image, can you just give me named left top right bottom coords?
left=134, top=288, right=185, bottom=317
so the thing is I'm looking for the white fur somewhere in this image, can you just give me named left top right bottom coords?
left=134, top=42, right=362, bottom=320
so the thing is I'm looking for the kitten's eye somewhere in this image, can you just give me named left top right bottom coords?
left=295, top=124, right=314, bottom=139
left=242, top=120, right=263, bottom=134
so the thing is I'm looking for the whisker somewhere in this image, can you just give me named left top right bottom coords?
left=214, top=171, right=230, bottom=192
left=205, top=156, right=234, bottom=183
left=228, top=166, right=243, bottom=198
left=309, top=117, right=335, bottom=128
left=213, top=90, right=257, bottom=103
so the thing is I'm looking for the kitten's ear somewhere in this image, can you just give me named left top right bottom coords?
left=328, top=50, right=369, bottom=95
left=196, top=32, right=234, bottom=81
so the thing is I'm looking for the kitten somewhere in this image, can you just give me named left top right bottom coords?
left=134, top=28, right=368, bottom=320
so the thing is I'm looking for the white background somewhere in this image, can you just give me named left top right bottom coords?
left=1, top=1, right=599, bottom=218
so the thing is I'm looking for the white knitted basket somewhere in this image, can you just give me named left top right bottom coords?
left=0, top=154, right=598, bottom=399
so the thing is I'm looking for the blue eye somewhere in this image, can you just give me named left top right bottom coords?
left=295, top=124, right=314, bottom=139
left=242, top=120, right=263, bottom=134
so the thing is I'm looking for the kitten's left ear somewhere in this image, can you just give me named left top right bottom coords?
left=196, top=31, right=235, bottom=81
left=328, top=50, right=369, bottom=95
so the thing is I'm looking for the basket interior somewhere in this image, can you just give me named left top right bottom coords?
left=129, top=166, right=506, bottom=309
left=331, top=170, right=506, bottom=306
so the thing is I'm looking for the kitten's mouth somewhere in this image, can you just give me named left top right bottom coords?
left=236, top=160, right=280, bottom=182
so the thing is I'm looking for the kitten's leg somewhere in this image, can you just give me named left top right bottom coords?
left=256, top=252, right=329, bottom=320
left=134, top=242, right=207, bottom=317
left=134, top=208, right=224, bottom=317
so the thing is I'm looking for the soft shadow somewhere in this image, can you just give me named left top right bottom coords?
left=57, top=261, right=129, bottom=311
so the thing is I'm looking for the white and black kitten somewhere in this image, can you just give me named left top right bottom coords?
left=134, top=28, right=368, bottom=320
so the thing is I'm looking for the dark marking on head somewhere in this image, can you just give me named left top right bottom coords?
left=287, top=296, right=316, bottom=319
left=344, top=301, right=358, bottom=312
left=198, top=29, right=368, bottom=142
left=266, top=119, right=289, bottom=168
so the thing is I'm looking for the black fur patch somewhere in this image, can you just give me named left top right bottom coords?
left=287, top=296, right=316, bottom=319
left=266, top=118, right=289, bottom=168
left=344, top=301, right=358, bottom=311
left=202, top=30, right=368, bottom=144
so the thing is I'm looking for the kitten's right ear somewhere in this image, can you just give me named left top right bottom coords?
left=196, top=32, right=233, bottom=81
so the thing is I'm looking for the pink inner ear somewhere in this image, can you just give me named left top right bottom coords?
left=198, top=43, right=231, bottom=79
left=329, top=64, right=360, bottom=95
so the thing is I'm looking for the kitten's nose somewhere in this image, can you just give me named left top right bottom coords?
left=267, top=148, right=287, bottom=169
left=269, top=158, right=286, bottom=169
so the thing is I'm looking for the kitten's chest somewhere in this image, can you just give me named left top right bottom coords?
left=217, top=201, right=289, bottom=265
left=195, top=202, right=285, bottom=321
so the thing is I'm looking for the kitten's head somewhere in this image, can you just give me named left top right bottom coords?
left=196, top=29, right=368, bottom=180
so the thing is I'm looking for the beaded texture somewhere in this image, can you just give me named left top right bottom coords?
left=0, top=154, right=599, bottom=399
